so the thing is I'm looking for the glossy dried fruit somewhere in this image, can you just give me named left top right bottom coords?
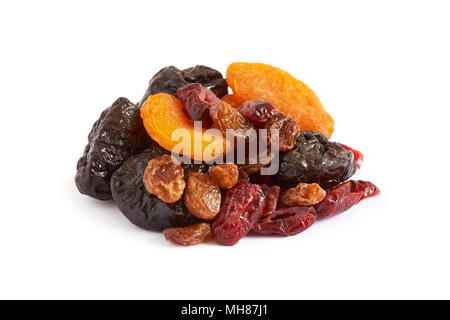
left=265, top=113, right=300, bottom=151
left=260, top=184, right=280, bottom=218
left=315, top=180, right=380, bottom=220
left=143, top=154, right=185, bottom=203
left=177, top=83, right=221, bottom=125
left=209, top=164, right=239, bottom=189
left=141, top=93, right=228, bottom=161
left=75, top=97, right=151, bottom=200
left=221, top=94, right=244, bottom=108
left=184, top=173, right=221, bottom=220
left=226, top=62, right=334, bottom=137
left=139, top=65, right=228, bottom=105
left=338, top=143, right=364, bottom=169
left=163, top=223, right=212, bottom=246
left=111, top=148, right=211, bottom=231
left=279, top=183, right=326, bottom=206
left=212, top=180, right=265, bottom=246
left=253, top=206, right=316, bottom=236
left=237, top=99, right=280, bottom=129
left=274, top=130, right=357, bottom=189
left=210, top=101, right=254, bottom=136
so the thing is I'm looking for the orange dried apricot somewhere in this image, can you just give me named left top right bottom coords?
left=140, top=93, right=228, bottom=161
left=226, top=62, right=334, bottom=138
left=221, top=94, right=245, bottom=108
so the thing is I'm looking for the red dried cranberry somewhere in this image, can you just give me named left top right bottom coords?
left=260, top=184, right=280, bottom=218
left=237, top=99, right=280, bottom=128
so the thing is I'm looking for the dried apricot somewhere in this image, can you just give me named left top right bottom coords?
left=140, top=93, right=228, bottom=161
left=184, top=172, right=221, bottom=220
left=209, top=164, right=239, bottom=189
left=163, top=223, right=212, bottom=246
left=226, top=62, right=334, bottom=138
left=143, top=154, right=185, bottom=203
left=279, top=183, right=326, bottom=207
left=221, top=94, right=245, bottom=108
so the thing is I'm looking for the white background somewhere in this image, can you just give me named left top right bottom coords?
left=0, top=0, right=449, bottom=300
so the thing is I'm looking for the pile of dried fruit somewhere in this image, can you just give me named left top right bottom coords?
left=75, top=62, right=380, bottom=246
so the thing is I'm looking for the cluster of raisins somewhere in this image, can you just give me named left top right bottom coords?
left=75, top=63, right=380, bottom=246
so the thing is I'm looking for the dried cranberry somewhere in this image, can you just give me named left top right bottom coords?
left=260, top=184, right=280, bottom=218
left=338, top=143, right=364, bottom=169
left=237, top=99, right=280, bottom=128
left=253, top=206, right=316, bottom=236
left=177, top=83, right=221, bottom=126
left=314, top=180, right=380, bottom=219
left=212, top=180, right=265, bottom=246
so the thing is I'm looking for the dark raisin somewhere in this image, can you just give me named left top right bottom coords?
left=139, top=65, right=228, bottom=105
left=75, top=97, right=151, bottom=200
left=338, top=143, right=364, bottom=169
left=274, top=130, right=357, bottom=189
left=110, top=146, right=211, bottom=231
left=265, top=113, right=300, bottom=151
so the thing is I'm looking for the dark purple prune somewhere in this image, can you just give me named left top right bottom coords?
left=274, top=130, right=357, bottom=189
left=75, top=97, right=151, bottom=200
left=177, top=83, right=221, bottom=125
left=110, top=146, right=212, bottom=231
left=139, top=65, right=228, bottom=105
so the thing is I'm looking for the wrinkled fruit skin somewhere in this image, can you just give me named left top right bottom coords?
left=265, top=113, right=300, bottom=151
left=184, top=173, right=221, bottom=220
left=253, top=206, right=316, bottom=236
left=163, top=223, right=212, bottom=246
left=279, top=183, right=326, bottom=207
left=140, top=65, right=228, bottom=105
left=143, top=155, right=185, bottom=203
left=315, top=180, right=380, bottom=220
left=274, top=130, right=357, bottom=189
left=212, top=180, right=265, bottom=246
left=110, top=146, right=211, bottom=231
left=237, top=99, right=280, bottom=129
left=338, top=143, right=364, bottom=169
left=177, top=83, right=221, bottom=126
left=260, top=184, right=280, bottom=218
left=209, top=164, right=239, bottom=189
left=75, top=97, right=151, bottom=200
left=210, top=102, right=253, bottom=136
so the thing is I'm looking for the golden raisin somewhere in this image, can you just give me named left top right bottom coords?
left=209, top=164, right=239, bottom=189
left=184, top=172, right=221, bottom=220
left=226, top=62, right=334, bottom=138
left=210, top=102, right=253, bottom=136
left=143, top=154, right=185, bottom=203
left=279, top=183, right=326, bottom=206
left=265, top=114, right=301, bottom=151
left=163, top=223, right=212, bottom=246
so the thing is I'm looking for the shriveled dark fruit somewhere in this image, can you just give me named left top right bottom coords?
left=253, top=206, right=316, bottom=236
left=75, top=97, right=151, bottom=200
left=237, top=99, right=280, bottom=129
left=139, top=65, right=228, bottom=105
left=212, top=180, right=265, bottom=246
left=265, top=113, right=300, bottom=151
left=177, top=83, right=221, bottom=125
left=315, top=180, right=380, bottom=220
left=338, top=143, right=364, bottom=169
left=260, top=184, right=280, bottom=218
left=209, top=164, right=239, bottom=189
left=110, top=148, right=211, bottom=231
left=274, top=130, right=357, bottom=189
left=184, top=173, right=221, bottom=220
left=163, top=223, right=212, bottom=246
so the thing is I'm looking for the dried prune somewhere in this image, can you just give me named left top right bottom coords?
left=75, top=97, right=151, bottom=200
left=260, top=184, right=280, bottom=218
left=209, top=164, right=239, bottom=189
left=163, top=223, right=212, bottom=246
left=110, top=148, right=211, bottom=231
left=338, top=143, right=364, bottom=169
left=226, top=62, right=334, bottom=137
left=253, top=206, right=316, bottom=236
left=237, top=99, right=280, bottom=129
left=139, top=65, right=228, bottom=105
left=315, top=180, right=380, bottom=220
left=212, top=180, right=265, bottom=246
left=177, top=83, right=221, bottom=125
left=265, top=113, right=300, bottom=151
left=279, top=183, right=326, bottom=206
left=184, top=173, right=221, bottom=220
left=143, top=155, right=185, bottom=203
left=274, top=130, right=357, bottom=189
